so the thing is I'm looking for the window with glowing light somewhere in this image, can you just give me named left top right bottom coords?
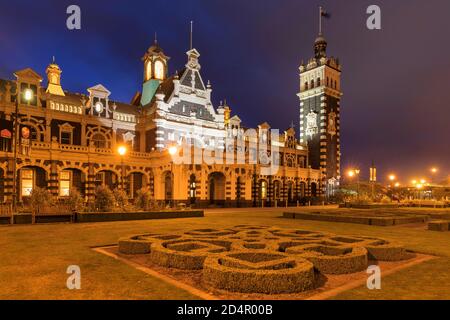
left=59, top=171, right=71, bottom=196
left=146, top=61, right=152, bottom=81
left=21, top=169, right=34, bottom=197
left=154, top=60, right=165, bottom=80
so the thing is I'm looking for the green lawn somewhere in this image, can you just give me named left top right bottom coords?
left=1, top=207, right=450, bottom=300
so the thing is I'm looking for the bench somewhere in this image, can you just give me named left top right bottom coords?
left=33, top=205, right=74, bottom=224
left=0, top=205, right=13, bottom=225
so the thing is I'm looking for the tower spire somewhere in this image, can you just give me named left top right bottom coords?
left=154, top=31, right=157, bottom=44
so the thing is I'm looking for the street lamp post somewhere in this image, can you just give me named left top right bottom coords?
left=168, top=145, right=178, bottom=207
left=12, top=87, right=33, bottom=213
left=348, top=169, right=360, bottom=200
left=117, top=145, right=127, bottom=192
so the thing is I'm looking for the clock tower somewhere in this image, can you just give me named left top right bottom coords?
left=298, top=17, right=342, bottom=197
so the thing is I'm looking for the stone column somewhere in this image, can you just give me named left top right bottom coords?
left=86, top=163, right=96, bottom=203
left=48, top=161, right=59, bottom=198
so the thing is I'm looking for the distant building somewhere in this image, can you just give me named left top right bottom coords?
left=0, top=39, right=324, bottom=208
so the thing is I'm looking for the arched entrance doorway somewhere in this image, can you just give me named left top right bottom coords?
left=311, top=182, right=318, bottom=197
left=95, top=170, right=118, bottom=190
left=209, top=172, right=225, bottom=205
left=163, top=171, right=173, bottom=202
left=129, top=172, right=144, bottom=199
left=287, top=180, right=294, bottom=203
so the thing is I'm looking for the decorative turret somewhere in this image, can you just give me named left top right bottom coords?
left=46, top=57, right=65, bottom=96
left=141, top=35, right=170, bottom=106
left=142, top=37, right=170, bottom=82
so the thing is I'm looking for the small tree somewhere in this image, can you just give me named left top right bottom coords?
left=29, top=187, right=54, bottom=210
left=94, top=185, right=115, bottom=212
left=135, top=187, right=153, bottom=211
left=113, top=188, right=128, bottom=210
left=65, top=189, right=84, bottom=212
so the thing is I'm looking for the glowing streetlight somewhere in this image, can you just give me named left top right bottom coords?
left=394, top=182, right=400, bottom=188
left=347, top=168, right=361, bottom=199
left=431, top=167, right=438, bottom=174
left=118, top=145, right=127, bottom=156
left=168, top=145, right=178, bottom=156
left=388, top=174, right=396, bottom=182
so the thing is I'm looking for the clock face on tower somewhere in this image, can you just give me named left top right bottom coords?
left=94, top=101, right=104, bottom=114
left=154, top=60, right=164, bottom=80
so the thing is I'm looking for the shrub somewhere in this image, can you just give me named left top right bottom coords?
left=113, top=188, right=128, bottom=210
left=29, top=187, right=54, bottom=209
left=135, top=187, right=153, bottom=211
left=94, top=185, right=115, bottom=212
left=202, top=250, right=315, bottom=294
left=65, top=189, right=84, bottom=212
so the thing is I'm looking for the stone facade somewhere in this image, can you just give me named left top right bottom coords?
left=0, top=40, right=323, bottom=208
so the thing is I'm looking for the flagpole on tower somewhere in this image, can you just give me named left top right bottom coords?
left=319, top=6, right=323, bottom=35
left=190, top=21, right=193, bottom=50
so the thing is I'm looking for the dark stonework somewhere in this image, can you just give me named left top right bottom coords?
left=169, top=100, right=215, bottom=121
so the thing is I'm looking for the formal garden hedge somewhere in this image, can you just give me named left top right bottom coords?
left=118, top=225, right=413, bottom=294
left=284, top=210, right=428, bottom=226
left=202, top=250, right=315, bottom=294
left=428, top=220, right=449, bottom=232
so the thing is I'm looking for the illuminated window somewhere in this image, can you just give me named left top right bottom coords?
left=154, top=60, right=165, bottom=80
left=59, top=171, right=71, bottom=196
left=146, top=61, right=152, bottom=81
left=21, top=169, right=34, bottom=197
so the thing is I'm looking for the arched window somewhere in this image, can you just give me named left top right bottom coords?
left=310, top=79, right=314, bottom=89
left=91, top=133, right=107, bottom=149
left=317, top=77, right=321, bottom=86
left=154, top=60, right=165, bottom=80
left=145, top=61, right=152, bottom=81
left=304, top=82, right=308, bottom=90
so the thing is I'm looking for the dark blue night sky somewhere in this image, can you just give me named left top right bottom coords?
left=1, top=0, right=449, bottom=183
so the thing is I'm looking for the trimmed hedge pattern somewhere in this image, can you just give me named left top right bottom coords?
left=284, top=210, right=428, bottom=226
left=118, top=224, right=412, bottom=294
left=428, top=220, right=449, bottom=232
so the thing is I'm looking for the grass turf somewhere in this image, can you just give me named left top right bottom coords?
left=1, top=206, right=449, bottom=300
